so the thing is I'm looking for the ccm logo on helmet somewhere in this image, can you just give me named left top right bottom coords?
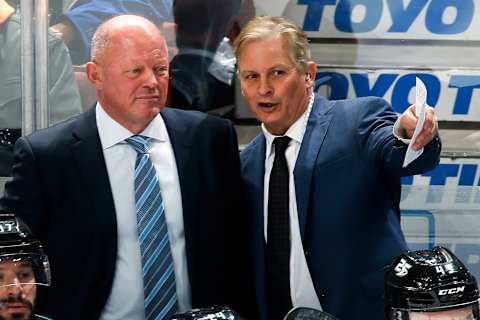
left=438, top=286, right=466, bottom=295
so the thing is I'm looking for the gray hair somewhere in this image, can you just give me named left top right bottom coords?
left=90, top=23, right=111, bottom=62
left=233, top=16, right=311, bottom=72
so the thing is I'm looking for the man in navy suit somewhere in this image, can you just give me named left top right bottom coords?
left=234, top=16, right=441, bottom=320
left=0, top=15, right=254, bottom=320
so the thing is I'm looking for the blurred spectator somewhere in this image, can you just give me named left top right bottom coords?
left=0, top=0, right=81, bottom=176
left=167, top=0, right=241, bottom=117
left=51, top=0, right=173, bottom=65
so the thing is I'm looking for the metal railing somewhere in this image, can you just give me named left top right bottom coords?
left=20, top=0, right=49, bottom=136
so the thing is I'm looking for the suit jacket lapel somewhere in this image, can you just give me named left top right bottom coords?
left=70, top=108, right=117, bottom=230
left=294, top=96, right=333, bottom=240
left=247, top=137, right=267, bottom=251
left=160, top=108, right=197, bottom=276
left=161, top=108, right=191, bottom=186
left=242, top=135, right=268, bottom=318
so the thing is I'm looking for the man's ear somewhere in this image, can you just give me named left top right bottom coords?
left=305, top=61, right=317, bottom=88
left=85, top=62, right=102, bottom=89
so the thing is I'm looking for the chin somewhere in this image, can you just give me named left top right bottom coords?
left=147, top=105, right=163, bottom=116
left=8, top=312, right=30, bottom=320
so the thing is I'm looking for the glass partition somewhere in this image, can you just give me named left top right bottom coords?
left=0, top=0, right=82, bottom=190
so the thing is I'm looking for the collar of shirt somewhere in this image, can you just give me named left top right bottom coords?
left=262, top=92, right=315, bottom=159
left=95, top=102, right=168, bottom=150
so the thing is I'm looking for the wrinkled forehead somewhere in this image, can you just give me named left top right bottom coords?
left=117, top=31, right=167, bottom=50
left=238, top=34, right=291, bottom=57
left=102, top=37, right=169, bottom=69
left=99, top=21, right=169, bottom=64
left=237, top=36, right=297, bottom=72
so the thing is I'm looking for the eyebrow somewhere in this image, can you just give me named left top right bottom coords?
left=240, top=63, right=293, bottom=73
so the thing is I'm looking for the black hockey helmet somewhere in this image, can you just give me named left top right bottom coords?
left=284, top=307, right=339, bottom=320
left=385, top=246, right=479, bottom=319
left=169, top=305, right=241, bottom=319
left=0, top=212, right=50, bottom=287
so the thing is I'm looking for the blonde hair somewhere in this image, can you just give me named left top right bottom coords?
left=233, top=16, right=311, bottom=72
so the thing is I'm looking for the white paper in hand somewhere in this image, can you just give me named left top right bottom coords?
left=402, top=77, right=426, bottom=168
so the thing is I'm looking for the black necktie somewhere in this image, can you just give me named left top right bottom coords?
left=267, top=136, right=293, bottom=320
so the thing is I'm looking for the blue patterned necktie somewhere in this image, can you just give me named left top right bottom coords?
left=125, top=135, right=178, bottom=320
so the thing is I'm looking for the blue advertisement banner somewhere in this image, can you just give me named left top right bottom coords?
left=315, top=68, right=480, bottom=121
left=282, top=0, right=480, bottom=40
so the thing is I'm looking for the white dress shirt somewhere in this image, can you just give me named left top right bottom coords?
left=262, top=92, right=322, bottom=310
left=96, top=103, right=192, bottom=320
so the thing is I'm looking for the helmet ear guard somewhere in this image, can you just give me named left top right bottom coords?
left=388, top=309, right=409, bottom=320
left=474, top=301, right=480, bottom=319
left=385, top=247, right=479, bottom=320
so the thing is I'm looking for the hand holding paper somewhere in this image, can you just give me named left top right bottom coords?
left=402, top=78, right=426, bottom=167
left=398, top=77, right=439, bottom=168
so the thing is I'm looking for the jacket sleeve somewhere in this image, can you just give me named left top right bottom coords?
left=221, top=120, right=258, bottom=319
left=355, top=97, right=441, bottom=177
left=0, top=136, right=48, bottom=238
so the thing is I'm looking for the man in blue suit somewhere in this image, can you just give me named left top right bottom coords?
left=234, top=16, right=441, bottom=320
left=0, top=15, right=254, bottom=320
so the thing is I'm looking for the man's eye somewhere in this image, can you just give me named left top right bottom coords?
left=244, top=74, right=257, bottom=81
left=18, top=271, right=33, bottom=282
left=271, top=70, right=285, bottom=77
left=154, top=67, right=168, bottom=76
left=126, top=68, right=141, bottom=76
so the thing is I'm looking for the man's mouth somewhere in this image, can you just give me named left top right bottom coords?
left=0, top=297, right=33, bottom=313
left=137, top=95, right=160, bottom=100
left=258, top=102, right=278, bottom=109
left=5, top=303, right=28, bottom=310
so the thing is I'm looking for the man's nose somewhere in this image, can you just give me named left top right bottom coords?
left=6, top=279, right=22, bottom=296
left=144, top=69, right=159, bottom=88
left=257, top=76, right=273, bottom=96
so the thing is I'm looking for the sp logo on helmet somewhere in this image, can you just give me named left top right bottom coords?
left=394, top=258, right=412, bottom=277
left=438, top=286, right=465, bottom=296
